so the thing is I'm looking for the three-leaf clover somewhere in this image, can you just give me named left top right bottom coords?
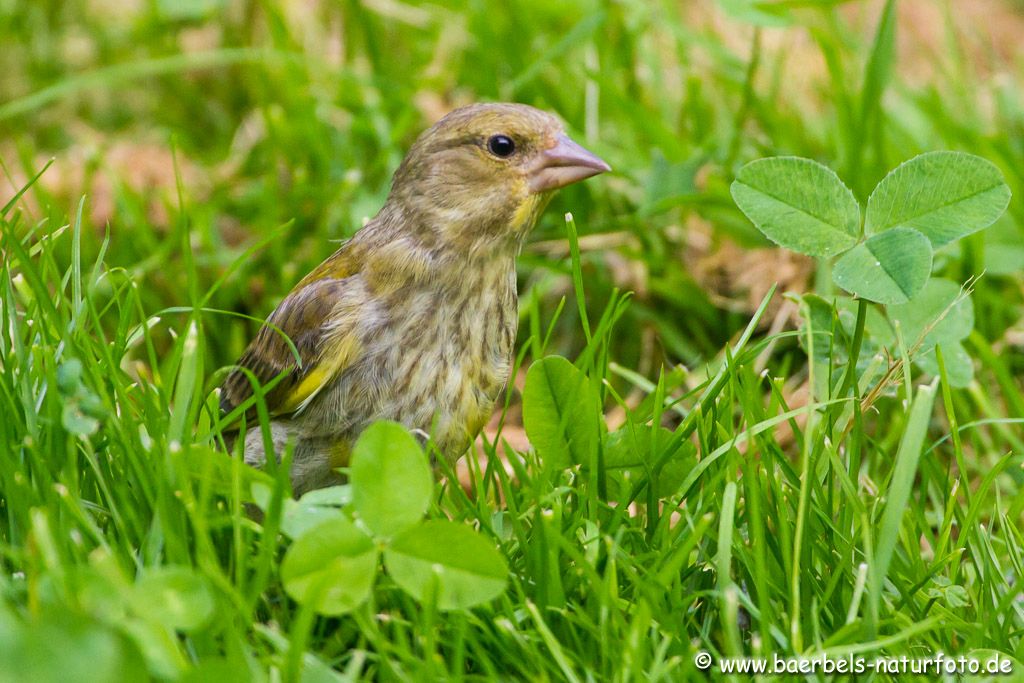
left=279, top=421, right=508, bottom=615
left=731, top=151, right=1010, bottom=305
left=731, top=151, right=1010, bottom=386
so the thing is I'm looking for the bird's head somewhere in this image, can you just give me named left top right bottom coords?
left=386, top=103, right=610, bottom=252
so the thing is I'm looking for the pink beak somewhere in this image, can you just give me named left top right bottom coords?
left=528, top=133, right=611, bottom=194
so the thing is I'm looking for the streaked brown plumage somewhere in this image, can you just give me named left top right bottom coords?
left=220, top=103, right=609, bottom=495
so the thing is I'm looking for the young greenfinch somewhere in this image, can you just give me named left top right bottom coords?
left=219, top=103, right=610, bottom=495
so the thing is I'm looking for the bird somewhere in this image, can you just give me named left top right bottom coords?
left=218, top=102, right=610, bottom=496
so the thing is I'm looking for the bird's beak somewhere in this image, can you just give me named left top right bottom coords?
left=528, top=133, right=611, bottom=194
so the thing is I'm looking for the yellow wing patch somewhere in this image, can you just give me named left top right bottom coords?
left=277, top=333, right=361, bottom=415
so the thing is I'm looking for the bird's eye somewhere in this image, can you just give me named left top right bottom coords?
left=487, top=134, right=516, bottom=158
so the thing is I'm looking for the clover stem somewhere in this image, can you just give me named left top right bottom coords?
left=839, top=298, right=869, bottom=402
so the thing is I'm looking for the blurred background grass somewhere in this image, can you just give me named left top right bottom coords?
left=3, top=1, right=1024, bottom=679
left=4, top=0, right=1021, bottom=387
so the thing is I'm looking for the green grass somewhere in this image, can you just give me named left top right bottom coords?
left=2, top=0, right=1024, bottom=680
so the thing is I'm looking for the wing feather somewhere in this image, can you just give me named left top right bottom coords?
left=219, top=275, right=355, bottom=423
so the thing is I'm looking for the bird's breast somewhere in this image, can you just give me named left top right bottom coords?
left=318, top=263, right=518, bottom=459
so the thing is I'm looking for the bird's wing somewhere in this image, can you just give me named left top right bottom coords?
left=219, top=274, right=360, bottom=424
